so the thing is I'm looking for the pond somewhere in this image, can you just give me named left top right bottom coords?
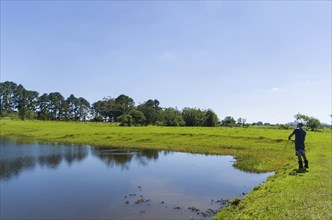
left=0, top=138, right=273, bottom=219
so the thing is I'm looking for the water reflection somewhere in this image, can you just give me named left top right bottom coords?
left=91, top=148, right=161, bottom=170
left=0, top=138, right=88, bottom=181
left=0, top=138, right=165, bottom=180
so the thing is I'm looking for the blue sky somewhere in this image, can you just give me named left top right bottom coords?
left=1, top=1, right=331, bottom=124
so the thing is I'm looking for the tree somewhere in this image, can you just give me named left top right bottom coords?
left=24, top=90, right=39, bottom=112
left=182, top=108, right=206, bottom=126
left=129, top=110, right=146, bottom=125
left=0, top=81, right=18, bottom=116
left=137, top=99, right=161, bottom=125
left=92, top=97, right=117, bottom=122
left=114, top=94, right=135, bottom=118
left=48, top=92, right=65, bottom=120
left=306, top=117, right=321, bottom=131
left=204, top=109, right=219, bottom=127
left=221, top=116, right=236, bottom=127
left=92, top=100, right=105, bottom=121
left=16, top=85, right=39, bottom=120
left=66, top=94, right=80, bottom=121
left=293, top=113, right=321, bottom=131
left=15, top=84, right=28, bottom=120
left=117, top=114, right=133, bottom=126
left=237, top=118, right=247, bottom=127
left=294, top=113, right=309, bottom=124
left=161, top=108, right=185, bottom=126
left=37, top=93, right=50, bottom=120
left=78, top=97, right=91, bottom=121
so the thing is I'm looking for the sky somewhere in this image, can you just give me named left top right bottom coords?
left=1, top=1, right=331, bottom=124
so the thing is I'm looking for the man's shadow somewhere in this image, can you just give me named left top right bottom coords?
left=294, top=168, right=309, bottom=173
left=289, top=168, right=309, bottom=176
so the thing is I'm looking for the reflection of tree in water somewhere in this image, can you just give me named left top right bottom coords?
left=92, top=148, right=160, bottom=170
left=0, top=139, right=88, bottom=181
left=135, top=149, right=159, bottom=166
left=39, top=154, right=62, bottom=168
left=93, top=148, right=134, bottom=170
left=63, top=145, right=89, bottom=166
left=0, top=156, right=36, bottom=181
left=1, top=138, right=167, bottom=180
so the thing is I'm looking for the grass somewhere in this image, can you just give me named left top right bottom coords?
left=0, top=119, right=331, bottom=219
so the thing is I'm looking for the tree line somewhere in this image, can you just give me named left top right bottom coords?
left=0, top=81, right=221, bottom=126
left=1, top=81, right=325, bottom=130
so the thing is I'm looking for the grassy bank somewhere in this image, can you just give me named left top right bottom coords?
left=0, top=119, right=331, bottom=219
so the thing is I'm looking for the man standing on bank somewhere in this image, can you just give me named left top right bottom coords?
left=288, top=123, right=309, bottom=169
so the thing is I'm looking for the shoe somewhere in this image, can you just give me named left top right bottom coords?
left=298, top=161, right=304, bottom=169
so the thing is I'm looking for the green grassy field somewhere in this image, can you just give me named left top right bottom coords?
left=0, top=119, right=331, bottom=219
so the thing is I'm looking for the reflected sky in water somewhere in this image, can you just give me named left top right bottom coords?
left=0, top=138, right=273, bottom=219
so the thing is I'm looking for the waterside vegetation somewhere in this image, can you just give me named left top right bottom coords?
left=0, top=119, right=331, bottom=219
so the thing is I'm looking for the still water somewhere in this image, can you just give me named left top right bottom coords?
left=0, top=138, right=273, bottom=219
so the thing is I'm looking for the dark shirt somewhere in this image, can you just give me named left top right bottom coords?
left=291, top=128, right=306, bottom=150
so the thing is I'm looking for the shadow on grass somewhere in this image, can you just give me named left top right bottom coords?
left=289, top=168, right=309, bottom=176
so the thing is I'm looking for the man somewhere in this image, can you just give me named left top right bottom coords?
left=288, top=123, right=308, bottom=169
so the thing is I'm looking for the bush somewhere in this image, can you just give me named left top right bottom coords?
left=24, top=110, right=37, bottom=120
left=91, top=115, right=104, bottom=122
left=117, top=114, right=133, bottom=126
left=278, top=124, right=290, bottom=130
left=5, top=112, right=20, bottom=120
left=230, top=197, right=241, bottom=206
